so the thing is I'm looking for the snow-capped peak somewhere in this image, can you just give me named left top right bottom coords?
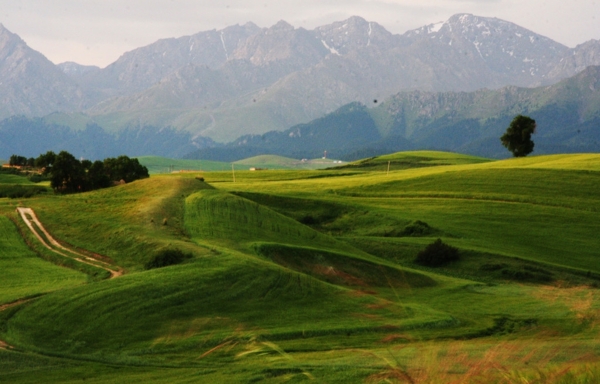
left=428, top=21, right=445, bottom=34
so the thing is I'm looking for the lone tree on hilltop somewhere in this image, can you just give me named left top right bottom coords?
left=501, top=115, right=536, bottom=157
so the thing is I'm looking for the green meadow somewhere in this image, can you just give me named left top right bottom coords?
left=1, top=151, right=600, bottom=383
left=0, top=216, right=88, bottom=304
left=138, top=155, right=340, bottom=174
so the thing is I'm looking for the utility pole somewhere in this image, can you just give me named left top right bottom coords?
left=232, top=163, right=236, bottom=182
left=387, top=161, right=391, bottom=175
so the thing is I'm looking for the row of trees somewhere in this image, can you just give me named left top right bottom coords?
left=8, top=155, right=36, bottom=167
left=14, top=151, right=149, bottom=194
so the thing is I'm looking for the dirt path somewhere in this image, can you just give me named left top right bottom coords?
left=1, top=209, right=125, bottom=351
left=0, top=299, right=33, bottom=312
left=16, top=207, right=122, bottom=278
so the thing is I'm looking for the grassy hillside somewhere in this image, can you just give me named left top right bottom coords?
left=137, top=156, right=231, bottom=174
left=0, top=216, right=88, bottom=304
left=7, top=176, right=216, bottom=270
left=2, top=151, right=600, bottom=383
left=0, top=172, right=49, bottom=201
left=0, top=174, right=34, bottom=184
left=234, top=155, right=341, bottom=170
left=331, top=150, right=491, bottom=171
left=138, top=155, right=342, bottom=174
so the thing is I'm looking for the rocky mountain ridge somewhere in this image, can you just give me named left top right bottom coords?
left=0, top=24, right=83, bottom=117
left=184, top=65, right=600, bottom=161
left=1, top=15, right=599, bottom=144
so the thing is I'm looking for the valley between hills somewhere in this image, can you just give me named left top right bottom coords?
left=2, top=151, right=600, bottom=383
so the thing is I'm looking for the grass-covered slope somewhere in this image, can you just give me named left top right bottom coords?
left=6, top=256, right=425, bottom=361
left=10, top=176, right=216, bottom=270
left=0, top=217, right=88, bottom=304
left=331, top=150, right=491, bottom=171
left=184, top=188, right=436, bottom=289
left=0, top=172, right=49, bottom=198
left=0, top=174, right=34, bottom=184
left=2, top=151, right=600, bottom=383
left=137, top=156, right=230, bottom=174
left=234, top=155, right=340, bottom=170
left=185, top=189, right=352, bottom=253
left=138, top=154, right=341, bottom=174
left=243, top=156, right=600, bottom=272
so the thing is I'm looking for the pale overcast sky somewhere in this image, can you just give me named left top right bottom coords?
left=1, top=0, right=598, bottom=67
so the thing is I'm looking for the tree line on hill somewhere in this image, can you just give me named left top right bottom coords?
left=10, top=151, right=149, bottom=194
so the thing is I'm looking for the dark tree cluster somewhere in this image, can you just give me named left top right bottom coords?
left=22, top=150, right=149, bottom=194
left=501, top=115, right=537, bottom=157
left=9, top=155, right=35, bottom=167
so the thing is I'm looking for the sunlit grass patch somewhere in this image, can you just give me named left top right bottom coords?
left=19, top=176, right=214, bottom=269
left=185, top=189, right=356, bottom=254
left=2, top=151, right=600, bottom=382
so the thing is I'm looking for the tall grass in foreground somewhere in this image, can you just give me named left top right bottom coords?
left=363, top=338, right=599, bottom=384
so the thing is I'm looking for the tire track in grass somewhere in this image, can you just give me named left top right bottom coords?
left=1, top=209, right=124, bottom=351
left=16, top=207, right=123, bottom=278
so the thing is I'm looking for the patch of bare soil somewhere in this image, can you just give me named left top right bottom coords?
left=0, top=340, right=11, bottom=350
left=312, top=264, right=368, bottom=286
left=0, top=298, right=32, bottom=312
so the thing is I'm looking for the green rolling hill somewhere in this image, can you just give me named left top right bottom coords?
left=1, top=151, right=600, bottom=383
left=138, top=155, right=340, bottom=174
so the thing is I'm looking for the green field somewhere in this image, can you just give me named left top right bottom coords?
left=0, top=172, right=50, bottom=198
left=138, top=155, right=342, bottom=175
left=0, top=216, right=88, bottom=304
left=0, top=174, right=34, bottom=184
left=137, top=156, right=232, bottom=174
left=1, top=151, right=600, bottom=383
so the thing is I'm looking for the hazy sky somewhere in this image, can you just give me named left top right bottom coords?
left=1, top=0, right=598, bottom=67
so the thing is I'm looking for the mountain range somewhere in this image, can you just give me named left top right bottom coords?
left=1, top=14, right=599, bottom=159
left=184, top=65, right=600, bottom=161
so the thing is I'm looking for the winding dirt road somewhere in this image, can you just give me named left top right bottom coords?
left=16, top=207, right=122, bottom=278
left=1, top=208, right=124, bottom=351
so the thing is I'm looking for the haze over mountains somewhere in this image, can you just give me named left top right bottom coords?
left=0, top=14, right=599, bottom=160
left=184, top=65, right=600, bottom=161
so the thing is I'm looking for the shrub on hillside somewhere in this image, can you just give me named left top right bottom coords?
left=144, top=249, right=192, bottom=270
left=387, top=220, right=435, bottom=237
left=415, top=238, right=460, bottom=267
left=28, top=173, right=49, bottom=183
left=402, top=220, right=433, bottom=236
left=0, top=185, right=47, bottom=198
left=0, top=167, right=21, bottom=175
